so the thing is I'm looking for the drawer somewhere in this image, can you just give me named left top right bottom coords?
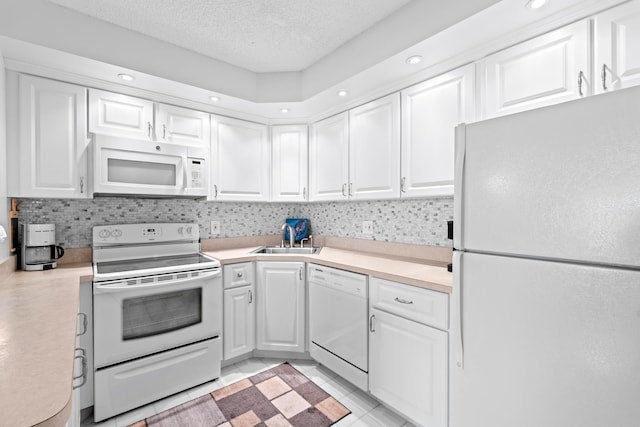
left=370, top=277, right=448, bottom=330
left=223, top=262, right=254, bottom=289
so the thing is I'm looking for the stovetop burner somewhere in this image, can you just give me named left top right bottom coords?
left=96, top=253, right=218, bottom=275
left=92, top=223, right=220, bottom=282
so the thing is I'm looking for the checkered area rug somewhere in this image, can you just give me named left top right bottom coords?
left=128, top=362, right=351, bottom=427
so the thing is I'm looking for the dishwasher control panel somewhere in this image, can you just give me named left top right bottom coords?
left=308, top=264, right=367, bottom=297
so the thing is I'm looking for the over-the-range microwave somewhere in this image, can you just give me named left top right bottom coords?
left=93, top=134, right=208, bottom=198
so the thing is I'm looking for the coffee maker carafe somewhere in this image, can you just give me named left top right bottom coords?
left=21, top=223, right=64, bottom=271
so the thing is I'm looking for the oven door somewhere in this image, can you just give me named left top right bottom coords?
left=93, top=268, right=221, bottom=368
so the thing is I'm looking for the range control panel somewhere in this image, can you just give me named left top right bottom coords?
left=93, top=223, right=198, bottom=246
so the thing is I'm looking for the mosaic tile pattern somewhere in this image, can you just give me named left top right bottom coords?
left=16, top=196, right=453, bottom=249
left=304, top=197, right=453, bottom=247
left=128, top=363, right=350, bottom=427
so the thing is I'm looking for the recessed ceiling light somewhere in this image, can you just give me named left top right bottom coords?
left=117, top=73, right=135, bottom=81
left=406, top=55, right=423, bottom=65
left=337, top=90, right=349, bottom=97
left=526, top=0, right=548, bottom=9
left=280, top=108, right=289, bottom=113
left=209, top=96, right=220, bottom=102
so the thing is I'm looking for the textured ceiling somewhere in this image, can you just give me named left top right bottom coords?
left=47, top=0, right=413, bottom=73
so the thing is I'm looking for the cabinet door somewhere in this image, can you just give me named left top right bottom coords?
left=349, top=93, right=401, bottom=200
left=481, top=20, right=590, bottom=119
left=78, top=282, right=94, bottom=410
left=309, top=112, right=349, bottom=201
left=88, top=89, right=154, bottom=140
left=271, top=125, right=308, bottom=202
left=9, top=74, right=89, bottom=198
left=401, top=64, right=475, bottom=197
left=210, top=115, right=270, bottom=201
left=369, top=307, right=448, bottom=427
left=223, top=285, right=256, bottom=360
left=256, top=262, right=305, bottom=353
left=594, top=1, right=640, bottom=94
left=157, top=103, right=210, bottom=146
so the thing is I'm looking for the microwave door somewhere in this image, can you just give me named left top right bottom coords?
left=94, top=136, right=185, bottom=196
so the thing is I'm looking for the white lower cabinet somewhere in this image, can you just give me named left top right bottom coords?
left=67, top=283, right=92, bottom=427
left=368, top=277, right=449, bottom=427
left=256, top=262, right=306, bottom=353
left=223, top=263, right=256, bottom=360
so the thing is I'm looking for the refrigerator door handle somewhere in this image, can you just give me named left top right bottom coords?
left=454, top=124, right=467, bottom=249
left=453, top=250, right=464, bottom=369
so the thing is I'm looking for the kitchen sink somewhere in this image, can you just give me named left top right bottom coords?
left=251, top=246, right=322, bottom=255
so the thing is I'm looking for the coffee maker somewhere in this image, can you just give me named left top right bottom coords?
left=21, top=223, right=65, bottom=271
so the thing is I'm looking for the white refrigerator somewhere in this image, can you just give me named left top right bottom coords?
left=451, top=86, right=640, bottom=427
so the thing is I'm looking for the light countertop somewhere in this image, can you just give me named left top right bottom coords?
left=0, top=262, right=93, bottom=427
left=204, top=246, right=452, bottom=294
left=0, top=242, right=450, bottom=427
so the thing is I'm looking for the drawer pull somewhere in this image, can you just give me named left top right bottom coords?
left=237, top=272, right=243, bottom=278
left=77, top=312, right=88, bottom=336
left=394, top=297, right=414, bottom=305
left=73, top=348, right=87, bottom=389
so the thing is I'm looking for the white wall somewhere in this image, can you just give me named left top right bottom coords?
left=0, top=49, right=9, bottom=260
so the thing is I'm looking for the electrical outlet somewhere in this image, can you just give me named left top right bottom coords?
left=210, top=220, right=220, bottom=236
left=362, top=220, right=373, bottom=235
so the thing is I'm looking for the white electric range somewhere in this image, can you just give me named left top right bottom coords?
left=91, top=223, right=222, bottom=422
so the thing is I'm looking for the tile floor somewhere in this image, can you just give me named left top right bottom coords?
left=82, top=357, right=417, bottom=427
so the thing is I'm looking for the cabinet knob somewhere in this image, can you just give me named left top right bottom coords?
left=237, top=272, right=243, bottom=278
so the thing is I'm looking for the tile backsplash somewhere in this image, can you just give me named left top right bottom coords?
left=16, top=196, right=453, bottom=249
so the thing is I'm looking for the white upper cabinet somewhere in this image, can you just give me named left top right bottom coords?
left=156, top=104, right=210, bottom=146
left=89, top=89, right=209, bottom=146
left=210, top=115, right=270, bottom=201
left=271, top=125, right=308, bottom=202
left=401, top=64, right=475, bottom=197
left=89, top=89, right=154, bottom=140
left=349, top=93, right=401, bottom=200
left=594, top=0, right=640, bottom=94
left=481, top=20, right=590, bottom=119
left=309, top=112, right=350, bottom=201
left=8, top=74, right=90, bottom=198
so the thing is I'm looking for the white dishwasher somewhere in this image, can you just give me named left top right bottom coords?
left=308, top=264, right=368, bottom=391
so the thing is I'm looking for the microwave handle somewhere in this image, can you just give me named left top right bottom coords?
left=94, top=270, right=220, bottom=294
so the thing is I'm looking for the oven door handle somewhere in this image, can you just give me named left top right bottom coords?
left=94, top=270, right=220, bottom=294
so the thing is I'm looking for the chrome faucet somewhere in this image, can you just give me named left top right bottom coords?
left=281, top=223, right=295, bottom=248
